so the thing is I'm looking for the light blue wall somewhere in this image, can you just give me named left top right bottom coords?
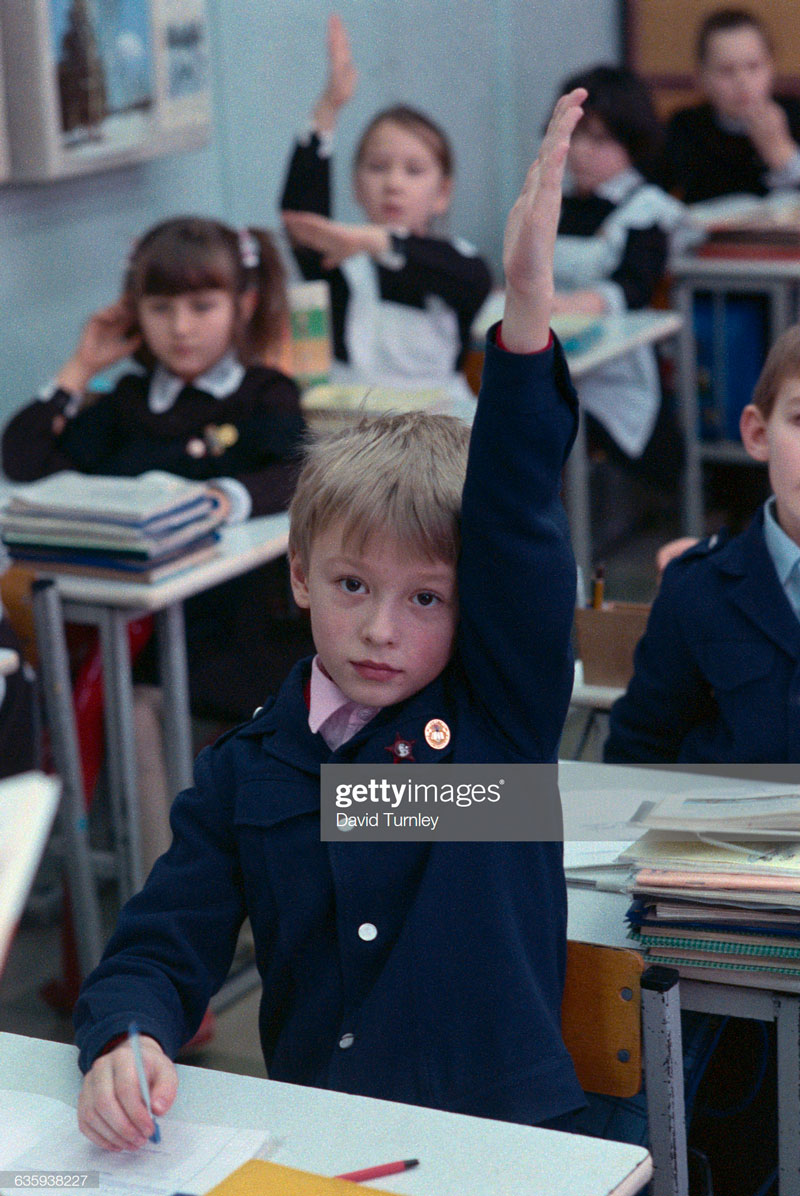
left=0, top=0, right=618, bottom=442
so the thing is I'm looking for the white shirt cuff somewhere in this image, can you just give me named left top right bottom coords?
left=37, top=379, right=81, bottom=416
left=212, top=477, right=252, bottom=525
left=299, top=121, right=334, bottom=159
left=766, top=148, right=800, bottom=189
left=376, top=231, right=408, bottom=270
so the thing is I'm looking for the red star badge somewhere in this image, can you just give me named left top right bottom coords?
left=385, top=733, right=416, bottom=763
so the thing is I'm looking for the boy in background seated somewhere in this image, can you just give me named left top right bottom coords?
left=660, top=6, right=800, bottom=204
left=606, top=321, right=800, bottom=763
left=74, top=90, right=588, bottom=1150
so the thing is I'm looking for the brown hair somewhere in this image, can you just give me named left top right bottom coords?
left=289, top=408, right=470, bottom=568
left=354, top=105, right=454, bottom=177
left=696, top=8, right=773, bottom=63
left=751, top=324, right=800, bottom=418
left=124, top=216, right=289, bottom=366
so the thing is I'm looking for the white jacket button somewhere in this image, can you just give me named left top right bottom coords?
left=358, top=923, right=378, bottom=941
left=338, top=1032, right=355, bottom=1049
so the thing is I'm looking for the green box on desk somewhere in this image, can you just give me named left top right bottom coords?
left=574, top=602, right=650, bottom=688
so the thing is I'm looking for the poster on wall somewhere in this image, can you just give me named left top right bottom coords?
left=0, top=0, right=212, bottom=182
left=152, top=0, right=211, bottom=132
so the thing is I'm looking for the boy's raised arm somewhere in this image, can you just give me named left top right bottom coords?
left=458, top=91, right=586, bottom=759
left=500, top=89, right=586, bottom=353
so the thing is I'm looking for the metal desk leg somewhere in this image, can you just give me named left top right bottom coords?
left=642, top=965, right=689, bottom=1196
left=31, top=580, right=103, bottom=975
left=97, top=608, right=144, bottom=896
left=675, top=282, right=704, bottom=538
left=564, top=407, right=592, bottom=587
left=776, top=993, right=800, bottom=1196
left=155, top=603, right=194, bottom=797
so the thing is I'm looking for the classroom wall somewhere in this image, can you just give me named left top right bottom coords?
left=0, top=0, right=618, bottom=443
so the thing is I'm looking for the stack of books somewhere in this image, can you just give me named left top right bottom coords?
left=619, top=789, right=800, bottom=987
left=690, top=193, right=800, bottom=259
left=0, top=471, right=225, bottom=583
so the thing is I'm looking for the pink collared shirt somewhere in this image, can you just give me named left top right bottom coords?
left=308, top=656, right=380, bottom=750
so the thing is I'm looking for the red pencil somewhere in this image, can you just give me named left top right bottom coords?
left=335, top=1158, right=419, bottom=1183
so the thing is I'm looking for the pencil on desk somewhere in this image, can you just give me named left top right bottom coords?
left=590, top=564, right=605, bottom=609
left=335, top=1159, right=419, bottom=1182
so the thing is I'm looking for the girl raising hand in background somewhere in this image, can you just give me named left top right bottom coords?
left=281, top=14, right=491, bottom=403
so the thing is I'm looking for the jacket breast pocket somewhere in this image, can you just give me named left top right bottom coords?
left=698, top=640, right=777, bottom=692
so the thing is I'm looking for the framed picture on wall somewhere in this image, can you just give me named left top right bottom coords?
left=0, top=0, right=212, bottom=182
left=623, top=0, right=800, bottom=119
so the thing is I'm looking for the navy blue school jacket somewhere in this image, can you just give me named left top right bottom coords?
left=605, top=509, right=800, bottom=763
left=74, top=331, right=586, bottom=1126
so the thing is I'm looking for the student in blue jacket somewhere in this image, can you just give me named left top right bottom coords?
left=73, top=89, right=588, bottom=1149
left=606, top=320, right=800, bottom=763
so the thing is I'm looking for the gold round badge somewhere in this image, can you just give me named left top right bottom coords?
left=424, top=718, right=451, bottom=749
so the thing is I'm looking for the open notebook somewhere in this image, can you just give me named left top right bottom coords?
left=0, top=771, right=61, bottom=975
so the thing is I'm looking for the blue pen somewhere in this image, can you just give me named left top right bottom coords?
left=128, top=1021, right=161, bottom=1144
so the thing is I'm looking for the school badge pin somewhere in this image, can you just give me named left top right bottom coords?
left=385, top=733, right=415, bottom=763
left=424, top=719, right=450, bottom=749
left=203, top=423, right=239, bottom=456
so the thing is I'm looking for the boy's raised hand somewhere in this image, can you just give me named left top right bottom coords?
left=501, top=88, right=586, bottom=353
left=77, top=1035, right=177, bottom=1151
left=313, top=15, right=357, bottom=134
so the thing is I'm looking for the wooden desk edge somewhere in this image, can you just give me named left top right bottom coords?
left=607, top=1155, right=653, bottom=1196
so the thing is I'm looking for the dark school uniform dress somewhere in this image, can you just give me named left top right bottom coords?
left=281, top=129, right=492, bottom=402
left=74, top=328, right=587, bottom=1127
left=1, top=355, right=311, bottom=718
left=604, top=507, right=800, bottom=763
left=660, top=98, right=800, bottom=204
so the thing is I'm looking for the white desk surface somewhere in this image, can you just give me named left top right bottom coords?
left=0, top=1033, right=652, bottom=1196
left=671, top=253, right=800, bottom=281
left=472, top=294, right=681, bottom=375
left=0, top=647, right=19, bottom=677
left=563, top=311, right=682, bottom=380
left=43, top=513, right=289, bottom=612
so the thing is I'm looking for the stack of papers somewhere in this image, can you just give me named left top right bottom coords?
left=0, top=471, right=225, bottom=582
left=619, top=789, right=800, bottom=985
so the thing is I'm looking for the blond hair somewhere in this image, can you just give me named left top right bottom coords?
left=289, top=410, right=471, bottom=567
left=751, top=324, right=800, bottom=419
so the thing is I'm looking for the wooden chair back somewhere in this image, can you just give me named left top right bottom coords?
left=561, top=940, right=644, bottom=1098
left=0, top=565, right=38, bottom=668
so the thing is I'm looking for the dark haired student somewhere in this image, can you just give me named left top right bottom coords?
left=661, top=6, right=800, bottom=203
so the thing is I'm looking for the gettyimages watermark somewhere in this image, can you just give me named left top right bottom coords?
left=321, top=762, right=800, bottom=842
left=321, top=764, right=564, bottom=841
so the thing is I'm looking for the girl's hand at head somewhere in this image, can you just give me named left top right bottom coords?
left=77, top=1035, right=177, bottom=1152
left=313, top=15, right=357, bottom=134
left=282, top=211, right=389, bottom=269
left=501, top=88, right=586, bottom=353
left=57, top=301, right=142, bottom=397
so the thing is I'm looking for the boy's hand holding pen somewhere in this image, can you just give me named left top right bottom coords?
left=77, top=1027, right=177, bottom=1153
